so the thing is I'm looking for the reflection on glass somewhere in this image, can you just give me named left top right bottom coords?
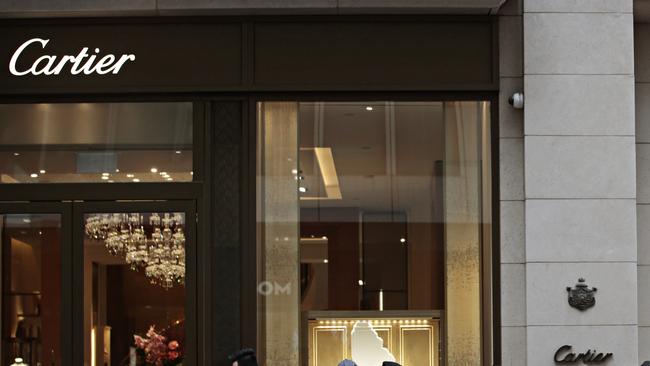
left=0, top=103, right=193, bottom=184
left=83, top=212, right=186, bottom=366
left=256, top=102, right=300, bottom=365
left=1, top=214, right=61, bottom=366
left=257, top=101, right=491, bottom=366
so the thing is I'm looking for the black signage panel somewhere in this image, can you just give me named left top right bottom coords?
left=0, top=17, right=497, bottom=95
left=253, top=20, right=496, bottom=90
left=0, top=22, right=242, bottom=94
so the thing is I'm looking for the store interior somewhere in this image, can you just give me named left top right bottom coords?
left=0, top=100, right=491, bottom=366
left=258, top=101, right=491, bottom=366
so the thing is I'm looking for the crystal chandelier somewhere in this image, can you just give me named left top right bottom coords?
left=84, top=212, right=186, bottom=289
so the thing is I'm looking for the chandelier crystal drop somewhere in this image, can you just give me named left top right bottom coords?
left=84, top=212, right=186, bottom=289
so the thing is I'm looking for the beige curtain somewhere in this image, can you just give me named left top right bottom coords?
left=444, top=101, right=484, bottom=366
left=257, top=102, right=301, bottom=366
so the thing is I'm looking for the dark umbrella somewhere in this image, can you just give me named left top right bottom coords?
left=227, top=348, right=258, bottom=366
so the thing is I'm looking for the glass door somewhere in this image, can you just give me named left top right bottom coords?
left=73, top=201, right=196, bottom=366
left=0, top=202, right=72, bottom=366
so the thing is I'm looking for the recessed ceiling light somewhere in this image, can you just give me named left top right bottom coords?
left=365, top=106, right=373, bottom=111
left=150, top=168, right=158, bottom=173
left=115, top=169, right=120, bottom=173
left=102, top=172, right=110, bottom=176
left=358, top=280, right=365, bottom=286
left=101, top=176, right=109, bottom=180
left=30, top=173, right=38, bottom=178
left=126, top=174, right=134, bottom=178
left=160, top=171, right=167, bottom=175
left=400, top=238, right=406, bottom=243
left=298, top=186, right=307, bottom=193
left=190, top=171, right=193, bottom=175
left=13, top=152, right=20, bottom=156
left=323, top=259, right=329, bottom=264
left=291, top=169, right=298, bottom=175
left=166, top=177, right=173, bottom=181
left=39, top=169, right=46, bottom=174
left=108, top=180, right=114, bottom=183
left=22, top=218, right=31, bottom=223
left=175, top=151, right=182, bottom=154
left=132, top=178, right=140, bottom=182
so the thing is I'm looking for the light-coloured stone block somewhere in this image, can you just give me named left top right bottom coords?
left=499, top=16, right=522, bottom=78
left=499, top=77, right=524, bottom=138
left=0, top=0, right=155, bottom=12
left=635, top=24, right=650, bottom=83
left=636, top=83, right=650, bottom=143
left=638, top=205, right=650, bottom=265
left=525, top=136, right=636, bottom=199
left=639, top=266, right=650, bottom=326
left=527, top=325, right=638, bottom=366
left=524, top=0, right=632, bottom=13
left=501, top=326, right=526, bottom=366
left=526, top=199, right=636, bottom=262
left=526, top=262, right=637, bottom=326
left=524, top=13, right=633, bottom=75
left=501, top=263, right=526, bottom=326
left=337, top=0, right=506, bottom=11
left=157, top=0, right=337, bottom=11
left=637, top=144, right=650, bottom=204
left=501, top=200, right=525, bottom=263
left=525, top=74, right=634, bottom=136
left=640, top=326, right=650, bottom=363
left=500, top=138, right=524, bottom=200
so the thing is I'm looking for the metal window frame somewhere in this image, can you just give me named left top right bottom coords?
left=0, top=202, right=73, bottom=366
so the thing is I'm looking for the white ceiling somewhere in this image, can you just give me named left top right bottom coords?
left=299, top=102, right=447, bottom=222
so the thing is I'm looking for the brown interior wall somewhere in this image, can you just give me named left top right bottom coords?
left=107, top=266, right=127, bottom=366
left=40, top=227, right=61, bottom=366
left=407, top=222, right=444, bottom=310
left=408, top=161, right=444, bottom=310
left=300, top=220, right=360, bottom=310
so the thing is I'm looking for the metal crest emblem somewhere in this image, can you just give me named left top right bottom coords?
left=566, top=278, right=597, bottom=311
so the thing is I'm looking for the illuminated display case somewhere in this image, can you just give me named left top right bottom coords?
left=304, top=311, right=441, bottom=366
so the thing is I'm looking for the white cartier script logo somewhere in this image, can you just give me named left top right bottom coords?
left=9, top=38, right=135, bottom=76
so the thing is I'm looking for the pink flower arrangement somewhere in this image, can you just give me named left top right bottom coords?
left=133, top=326, right=183, bottom=366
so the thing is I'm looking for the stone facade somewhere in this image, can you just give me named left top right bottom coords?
left=522, top=1, right=637, bottom=366
left=497, top=1, right=526, bottom=365
left=637, top=22, right=650, bottom=364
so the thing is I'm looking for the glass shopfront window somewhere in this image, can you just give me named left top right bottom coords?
left=83, top=212, right=187, bottom=366
left=0, top=103, right=193, bottom=184
left=257, top=101, right=492, bottom=366
left=1, top=214, right=62, bottom=366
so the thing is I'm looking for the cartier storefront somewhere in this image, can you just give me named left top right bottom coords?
left=0, top=16, right=499, bottom=366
